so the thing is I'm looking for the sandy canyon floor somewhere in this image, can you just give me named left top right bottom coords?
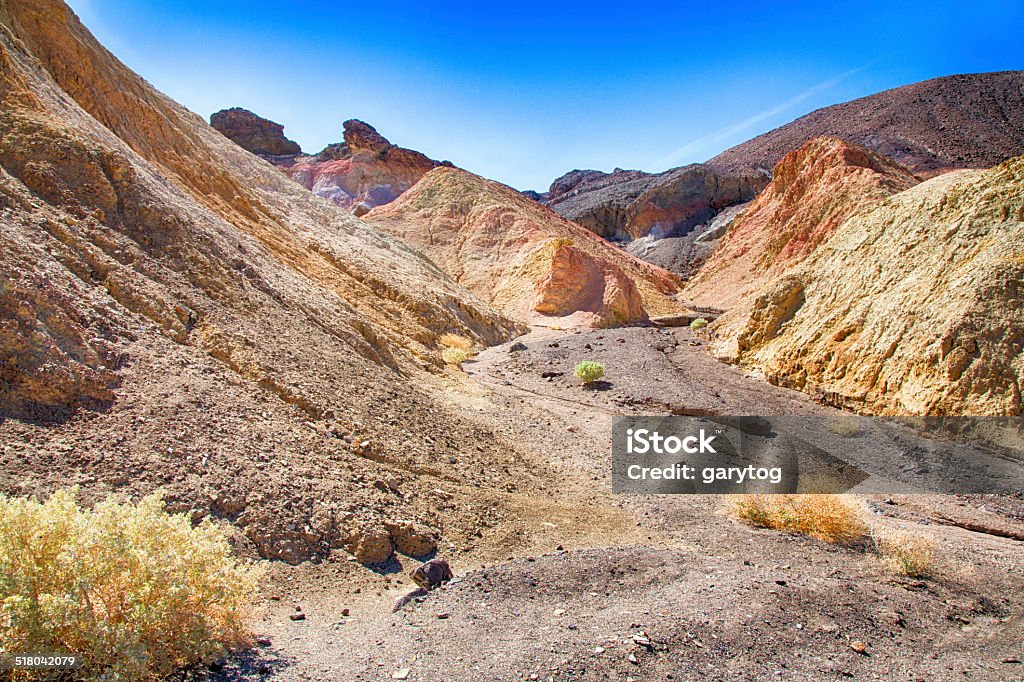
left=176, top=327, right=1024, bottom=681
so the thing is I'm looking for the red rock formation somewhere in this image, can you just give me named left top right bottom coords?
left=366, top=167, right=684, bottom=328
left=532, top=241, right=645, bottom=327
left=212, top=111, right=446, bottom=214
left=685, top=138, right=918, bottom=310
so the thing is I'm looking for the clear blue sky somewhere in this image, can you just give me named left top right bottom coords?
left=69, top=0, right=1024, bottom=191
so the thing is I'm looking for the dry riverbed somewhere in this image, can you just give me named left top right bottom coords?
left=186, top=327, right=1024, bottom=681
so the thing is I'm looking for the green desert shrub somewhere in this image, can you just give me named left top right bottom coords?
left=573, top=360, right=605, bottom=385
left=0, top=488, right=262, bottom=681
left=689, top=317, right=709, bottom=330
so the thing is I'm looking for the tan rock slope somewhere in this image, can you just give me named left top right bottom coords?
left=685, top=138, right=919, bottom=310
left=365, top=167, right=685, bottom=327
left=0, top=0, right=551, bottom=563
left=711, top=154, right=1024, bottom=416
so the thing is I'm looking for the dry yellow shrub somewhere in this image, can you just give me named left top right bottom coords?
left=729, top=494, right=868, bottom=543
left=439, top=333, right=474, bottom=351
left=442, top=347, right=470, bottom=365
left=0, top=488, right=263, bottom=680
left=873, top=528, right=935, bottom=577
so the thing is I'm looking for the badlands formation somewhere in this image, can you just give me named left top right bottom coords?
left=707, top=71, right=1024, bottom=177
left=540, top=163, right=766, bottom=241
left=212, top=108, right=447, bottom=214
left=365, top=167, right=684, bottom=327
left=0, top=0, right=539, bottom=566
left=3, top=0, right=1024, bottom=678
left=684, top=137, right=920, bottom=310
left=711, top=151, right=1024, bottom=416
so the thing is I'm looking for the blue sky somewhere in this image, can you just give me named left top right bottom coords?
left=69, top=0, right=1024, bottom=190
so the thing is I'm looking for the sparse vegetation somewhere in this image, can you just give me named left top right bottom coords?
left=690, top=317, right=709, bottom=330
left=873, top=527, right=935, bottom=577
left=573, top=360, right=605, bottom=385
left=439, top=333, right=474, bottom=351
left=442, top=347, right=471, bottom=365
left=824, top=416, right=864, bottom=438
left=440, top=334, right=477, bottom=367
left=0, top=488, right=262, bottom=681
left=729, top=494, right=868, bottom=543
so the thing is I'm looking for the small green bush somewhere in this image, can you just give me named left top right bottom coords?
left=573, top=360, right=605, bottom=384
left=690, top=317, right=708, bottom=330
left=0, top=488, right=263, bottom=680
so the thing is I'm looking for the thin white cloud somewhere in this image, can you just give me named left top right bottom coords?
left=653, top=66, right=867, bottom=169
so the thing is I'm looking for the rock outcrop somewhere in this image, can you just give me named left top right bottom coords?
left=708, top=71, right=1024, bottom=178
left=210, top=107, right=301, bottom=156
left=711, top=153, right=1024, bottom=416
left=625, top=201, right=751, bottom=279
left=0, top=0, right=536, bottom=564
left=365, top=167, right=684, bottom=327
left=685, top=138, right=919, bottom=309
left=212, top=110, right=447, bottom=214
left=543, top=164, right=766, bottom=241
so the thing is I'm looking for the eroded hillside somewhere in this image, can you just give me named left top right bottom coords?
left=711, top=154, right=1024, bottom=415
left=365, top=167, right=685, bottom=327
left=708, top=71, right=1024, bottom=177
left=0, top=0, right=587, bottom=565
left=211, top=108, right=448, bottom=214
left=685, top=138, right=919, bottom=310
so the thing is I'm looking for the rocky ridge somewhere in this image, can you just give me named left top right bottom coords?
left=711, top=152, right=1024, bottom=415
left=210, top=107, right=301, bottom=156
left=708, top=71, right=1024, bottom=177
left=542, top=164, right=767, bottom=241
left=211, top=110, right=447, bottom=214
left=365, top=167, right=685, bottom=327
left=686, top=138, right=919, bottom=310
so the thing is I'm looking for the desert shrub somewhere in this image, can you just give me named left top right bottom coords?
left=439, top=333, right=474, bottom=351
left=873, top=528, right=935, bottom=577
left=442, top=347, right=470, bottom=365
left=729, top=494, right=868, bottom=543
left=689, top=317, right=708, bottom=330
left=824, top=416, right=863, bottom=438
left=0, top=488, right=262, bottom=681
left=573, top=360, right=605, bottom=384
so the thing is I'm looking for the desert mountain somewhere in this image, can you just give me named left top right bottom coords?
left=711, top=152, right=1024, bottom=415
left=365, top=167, right=685, bottom=327
left=541, top=163, right=766, bottom=241
left=212, top=108, right=447, bottom=214
left=0, top=0, right=552, bottom=563
left=685, top=138, right=919, bottom=310
left=708, top=71, right=1024, bottom=177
